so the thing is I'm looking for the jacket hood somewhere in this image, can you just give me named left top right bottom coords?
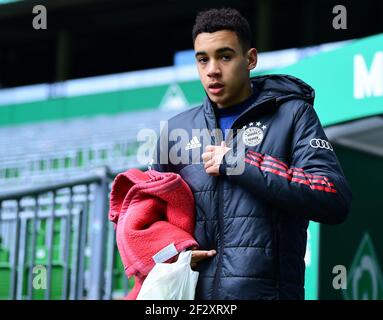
left=250, top=74, right=315, bottom=105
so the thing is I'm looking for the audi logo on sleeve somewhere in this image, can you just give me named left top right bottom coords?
left=309, top=138, right=333, bottom=151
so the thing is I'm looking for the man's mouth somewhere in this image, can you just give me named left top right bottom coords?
left=208, top=82, right=224, bottom=95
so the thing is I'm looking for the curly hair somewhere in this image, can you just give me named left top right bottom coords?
left=192, top=8, right=252, bottom=53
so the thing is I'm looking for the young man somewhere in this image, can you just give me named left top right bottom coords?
left=152, top=8, right=352, bottom=299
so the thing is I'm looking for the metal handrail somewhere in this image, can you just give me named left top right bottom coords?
left=0, top=165, right=135, bottom=300
left=0, top=167, right=117, bottom=201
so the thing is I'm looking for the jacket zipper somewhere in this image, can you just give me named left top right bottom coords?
left=272, top=208, right=280, bottom=298
left=208, top=96, right=278, bottom=299
left=212, top=176, right=224, bottom=299
left=209, top=97, right=275, bottom=298
left=210, top=99, right=261, bottom=299
left=209, top=108, right=225, bottom=299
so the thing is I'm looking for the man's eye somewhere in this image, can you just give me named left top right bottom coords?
left=222, top=56, right=231, bottom=61
left=198, top=57, right=208, bottom=63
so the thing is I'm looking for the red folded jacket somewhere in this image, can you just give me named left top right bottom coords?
left=109, top=168, right=198, bottom=299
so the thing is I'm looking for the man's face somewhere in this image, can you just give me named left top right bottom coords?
left=194, top=30, right=256, bottom=108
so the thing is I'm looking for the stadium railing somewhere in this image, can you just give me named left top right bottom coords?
left=0, top=166, right=132, bottom=300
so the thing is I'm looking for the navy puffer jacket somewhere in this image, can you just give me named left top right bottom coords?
left=152, top=74, right=352, bottom=299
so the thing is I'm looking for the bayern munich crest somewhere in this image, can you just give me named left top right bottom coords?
left=241, top=121, right=267, bottom=147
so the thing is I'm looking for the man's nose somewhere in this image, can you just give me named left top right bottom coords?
left=207, top=60, right=221, bottom=78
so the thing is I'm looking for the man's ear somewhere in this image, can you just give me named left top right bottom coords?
left=247, top=48, right=257, bottom=71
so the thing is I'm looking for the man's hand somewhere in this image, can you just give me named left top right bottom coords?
left=201, top=141, right=231, bottom=176
left=190, top=248, right=216, bottom=269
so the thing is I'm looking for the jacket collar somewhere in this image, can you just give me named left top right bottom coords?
left=202, top=93, right=278, bottom=131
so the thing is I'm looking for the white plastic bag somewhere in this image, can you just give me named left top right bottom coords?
left=136, top=250, right=199, bottom=300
